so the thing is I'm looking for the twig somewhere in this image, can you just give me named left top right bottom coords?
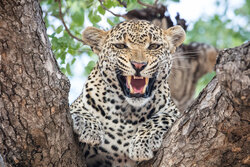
left=137, top=0, right=156, bottom=8
left=98, top=0, right=125, bottom=18
left=154, top=0, right=159, bottom=5
left=57, top=0, right=84, bottom=44
left=117, top=0, right=127, bottom=7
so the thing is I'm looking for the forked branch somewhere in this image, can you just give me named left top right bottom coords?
left=117, top=0, right=127, bottom=7
left=57, top=0, right=84, bottom=43
left=137, top=0, right=157, bottom=8
left=98, top=0, right=125, bottom=18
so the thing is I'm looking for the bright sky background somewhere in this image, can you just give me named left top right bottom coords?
left=68, top=0, right=244, bottom=103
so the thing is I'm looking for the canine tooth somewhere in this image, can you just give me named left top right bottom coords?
left=129, top=84, right=134, bottom=94
left=145, top=77, right=149, bottom=85
left=127, top=76, right=134, bottom=93
left=143, top=77, right=149, bottom=93
left=127, top=76, right=132, bottom=85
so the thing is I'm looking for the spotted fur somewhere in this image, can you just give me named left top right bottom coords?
left=70, top=20, right=185, bottom=167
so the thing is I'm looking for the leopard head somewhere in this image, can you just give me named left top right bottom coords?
left=82, top=20, right=185, bottom=107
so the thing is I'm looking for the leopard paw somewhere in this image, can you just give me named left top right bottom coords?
left=129, top=136, right=154, bottom=162
left=72, top=115, right=104, bottom=146
left=149, top=133, right=163, bottom=151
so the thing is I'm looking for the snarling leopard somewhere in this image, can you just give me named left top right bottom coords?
left=70, top=20, right=185, bottom=167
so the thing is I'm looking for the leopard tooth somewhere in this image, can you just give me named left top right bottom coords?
left=127, top=76, right=132, bottom=86
left=143, top=77, right=149, bottom=93
left=127, top=76, right=134, bottom=93
left=129, top=84, right=134, bottom=94
left=134, top=76, right=143, bottom=79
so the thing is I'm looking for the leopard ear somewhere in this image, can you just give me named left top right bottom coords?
left=82, top=27, right=108, bottom=54
left=164, top=25, right=186, bottom=53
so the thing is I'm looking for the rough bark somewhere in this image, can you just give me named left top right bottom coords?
left=0, top=1, right=84, bottom=166
left=139, top=42, right=250, bottom=167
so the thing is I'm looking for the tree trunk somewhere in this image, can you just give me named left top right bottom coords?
left=0, top=1, right=84, bottom=166
left=139, top=42, right=250, bottom=167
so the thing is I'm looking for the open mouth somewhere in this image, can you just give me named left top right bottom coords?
left=117, top=74, right=156, bottom=98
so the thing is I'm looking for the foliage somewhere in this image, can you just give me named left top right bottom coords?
left=187, top=0, right=249, bottom=96
left=195, top=71, right=216, bottom=97
left=41, top=0, right=123, bottom=76
left=41, top=0, right=173, bottom=76
left=186, top=0, right=249, bottom=49
left=41, top=0, right=248, bottom=96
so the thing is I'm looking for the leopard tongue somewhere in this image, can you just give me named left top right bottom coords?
left=126, top=76, right=149, bottom=94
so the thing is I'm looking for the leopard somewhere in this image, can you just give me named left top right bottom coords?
left=70, top=20, right=185, bottom=167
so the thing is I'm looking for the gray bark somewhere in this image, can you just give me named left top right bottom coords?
left=140, top=42, right=250, bottom=167
left=0, top=0, right=84, bottom=166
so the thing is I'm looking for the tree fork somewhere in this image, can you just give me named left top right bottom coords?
left=0, top=0, right=84, bottom=166
left=0, top=0, right=249, bottom=167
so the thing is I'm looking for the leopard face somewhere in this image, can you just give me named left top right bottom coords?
left=82, top=20, right=185, bottom=107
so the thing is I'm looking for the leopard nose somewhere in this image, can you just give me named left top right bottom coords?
left=130, top=61, right=147, bottom=71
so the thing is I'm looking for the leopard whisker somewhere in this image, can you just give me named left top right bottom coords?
left=171, top=65, right=191, bottom=69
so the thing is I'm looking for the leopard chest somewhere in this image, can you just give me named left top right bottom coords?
left=89, top=112, right=139, bottom=166
left=98, top=111, right=139, bottom=152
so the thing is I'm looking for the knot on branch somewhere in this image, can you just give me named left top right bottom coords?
left=124, top=4, right=187, bottom=31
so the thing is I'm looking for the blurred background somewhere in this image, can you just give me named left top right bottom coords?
left=40, top=0, right=249, bottom=103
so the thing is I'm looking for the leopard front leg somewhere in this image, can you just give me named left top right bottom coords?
left=129, top=110, right=179, bottom=162
left=71, top=112, right=104, bottom=146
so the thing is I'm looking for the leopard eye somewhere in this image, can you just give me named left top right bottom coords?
left=113, top=44, right=128, bottom=49
left=148, top=44, right=161, bottom=50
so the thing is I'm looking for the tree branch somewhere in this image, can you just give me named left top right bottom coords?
left=117, top=0, right=127, bottom=8
left=154, top=0, right=159, bottom=5
left=57, top=0, right=84, bottom=44
left=139, top=42, right=250, bottom=167
left=98, top=0, right=125, bottom=18
left=137, top=0, right=156, bottom=8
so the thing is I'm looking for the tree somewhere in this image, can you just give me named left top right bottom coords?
left=139, top=42, right=250, bottom=167
left=0, top=0, right=249, bottom=167
left=0, top=1, right=84, bottom=166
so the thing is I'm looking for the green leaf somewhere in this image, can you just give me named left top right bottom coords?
left=71, top=58, right=76, bottom=65
left=126, top=0, right=141, bottom=11
left=89, top=60, right=96, bottom=66
left=85, top=60, right=96, bottom=75
left=98, top=5, right=106, bottom=15
left=103, top=0, right=113, bottom=9
left=58, top=52, right=67, bottom=64
left=56, top=25, right=63, bottom=34
left=88, top=10, right=102, bottom=24
left=68, top=48, right=76, bottom=55
left=66, top=63, right=73, bottom=76
left=48, top=32, right=56, bottom=38
left=195, top=71, right=216, bottom=97
left=107, top=18, right=115, bottom=26
left=71, top=11, right=84, bottom=26
left=61, top=67, right=66, bottom=74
